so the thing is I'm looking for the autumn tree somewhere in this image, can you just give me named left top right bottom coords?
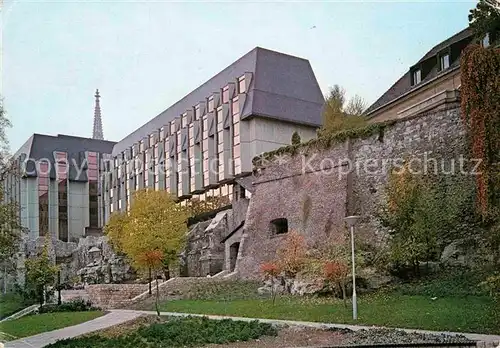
left=105, top=189, right=189, bottom=315
left=260, top=262, right=281, bottom=305
left=186, top=195, right=230, bottom=217
left=319, top=85, right=367, bottom=137
left=276, top=231, right=308, bottom=293
left=104, top=211, right=128, bottom=253
left=25, top=241, right=59, bottom=306
left=323, top=260, right=349, bottom=307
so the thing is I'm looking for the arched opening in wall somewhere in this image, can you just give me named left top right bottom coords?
left=229, top=242, right=240, bottom=272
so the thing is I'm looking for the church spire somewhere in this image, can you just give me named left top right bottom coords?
left=92, top=89, right=104, bottom=140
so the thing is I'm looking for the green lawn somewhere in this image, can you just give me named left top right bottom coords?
left=0, top=311, right=104, bottom=341
left=0, top=293, right=31, bottom=320
left=157, top=294, right=498, bottom=334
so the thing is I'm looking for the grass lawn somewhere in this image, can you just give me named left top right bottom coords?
left=0, top=311, right=104, bottom=341
left=0, top=293, right=31, bottom=320
left=157, top=294, right=498, bottom=334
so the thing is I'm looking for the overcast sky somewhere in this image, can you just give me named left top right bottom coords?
left=2, top=0, right=475, bottom=151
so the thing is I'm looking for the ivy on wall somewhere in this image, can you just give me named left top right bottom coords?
left=460, top=44, right=500, bottom=218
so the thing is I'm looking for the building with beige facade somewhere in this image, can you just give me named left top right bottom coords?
left=366, top=27, right=481, bottom=121
left=101, top=47, right=324, bottom=221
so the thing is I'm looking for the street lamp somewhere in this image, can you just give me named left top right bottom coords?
left=344, top=215, right=361, bottom=320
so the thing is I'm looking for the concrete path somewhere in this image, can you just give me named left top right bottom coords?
left=4, top=310, right=142, bottom=348
left=121, top=309, right=500, bottom=344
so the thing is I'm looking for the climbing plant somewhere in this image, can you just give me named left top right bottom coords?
left=460, top=44, right=500, bottom=219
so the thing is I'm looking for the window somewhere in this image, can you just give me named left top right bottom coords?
left=238, top=76, right=246, bottom=93
left=482, top=33, right=490, bottom=48
left=208, top=96, right=214, bottom=112
left=270, top=218, right=288, bottom=235
left=412, top=69, right=421, bottom=85
left=194, top=105, right=200, bottom=120
left=439, top=53, right=450, bottom=71
left=222, top=86, right=229, bottom=103
left=232, top=97, right=239, bottom=115
left=181, top=113, right=188, bottom=128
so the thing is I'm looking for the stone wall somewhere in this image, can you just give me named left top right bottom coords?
left=238, top=107, right=468, bottom=279
left=85, top=283, right=149, bottom=309
left=86, top=277, right=228, bottom=309
left=20, top=235, right=135, bottom=285
left=182, top=200, right=250, bottom=277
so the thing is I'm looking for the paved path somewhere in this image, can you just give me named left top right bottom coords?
left=122, top=309, right=500, bottom=344
left=3, top=309, right=500, bottom=347
left=4, top=310, right=142, bottom=348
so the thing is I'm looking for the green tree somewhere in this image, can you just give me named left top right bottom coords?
left=291, top=131, right=301, bottom=145
left=469, top=0, right=500, bottom=40
left=104, top=211, right=129, bottom=254
left=106, top=189, right=189, bottom=315
left=379, top=162, right=476, bottom=277
left=319, top=85, right=367, bottom=137
left=0, top=99, right=22, bottom=265
left=25, top=241, right=59, bottom=306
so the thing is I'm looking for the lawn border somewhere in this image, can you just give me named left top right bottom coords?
left=118, top=310, right=500, bottom=344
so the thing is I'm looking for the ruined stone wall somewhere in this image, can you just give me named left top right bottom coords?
left=183, top=200, right=250, bottom=277
left=238, top=107, right=468, bottom=279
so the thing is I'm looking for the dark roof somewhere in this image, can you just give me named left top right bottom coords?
left=221, top=220, right=245, bottom=244
left=417, top=27, right=473, bottom=63
left=13, top=134, right=116, bottom=181
left=235, top=176, right=254, bottom=193
left=366, top=27, right=473, bottom=115
left=14, top=134, right=115, bottom=160
left=112, top=47, right=324, bottom=156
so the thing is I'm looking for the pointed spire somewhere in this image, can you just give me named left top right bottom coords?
left=92, top=89, right=104, bottom=140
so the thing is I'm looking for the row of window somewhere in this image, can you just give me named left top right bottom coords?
left=106, top=94, right=244, bottom=202
left=124, top=75, right=246, bottom=162
left=411, top=33, right=493, bottom=87
left=412, top=52, right=450, bottom=86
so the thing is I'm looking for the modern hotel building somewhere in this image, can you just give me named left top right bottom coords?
left=101, top=47, right=324, bottom=221
left=5, top=134, right=115, bottom=242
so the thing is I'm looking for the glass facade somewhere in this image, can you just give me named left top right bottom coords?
left=38, top=161, right=49, bottom=237
left=101, top=73, right=251, bottom=221
left=56, top=151, right=68, bottom=242
left=88, top=151, right=99, bottom=228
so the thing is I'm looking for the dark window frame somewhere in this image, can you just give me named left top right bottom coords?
left=411, top=68, right=421, bottom=86
left=270, top=218, right=288, bottom=236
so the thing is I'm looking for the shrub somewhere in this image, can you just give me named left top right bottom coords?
left=260, top=262, right=281, bottom=304
left=480, top=273, right=500, bottom=300
left=323, top=260, right=349, bottom=306
left=276, top=231, right=308, bottom=280
left=291, top=131, right=301, bottom=145
left=38, top=299, right=100, bottom=314
left=45, top=316, right=277, bottom=348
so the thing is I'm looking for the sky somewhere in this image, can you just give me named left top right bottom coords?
left=2, top=0, right=475, bottom=151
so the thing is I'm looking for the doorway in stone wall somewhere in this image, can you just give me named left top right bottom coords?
left=229, top=242, right=240, bottom=272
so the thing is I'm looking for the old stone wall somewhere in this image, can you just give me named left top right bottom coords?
left=182, top=200, right=250, bottom=277
left=238, top=107, right=468, bottom=279
left=20, top=235, right=135, bottom=286
left=85, top=283, right=149, bottom=309
left=86, top=277, right=227, bottom=309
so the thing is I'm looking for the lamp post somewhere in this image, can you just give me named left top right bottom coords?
left=344, top=215, right=361, bottom=320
